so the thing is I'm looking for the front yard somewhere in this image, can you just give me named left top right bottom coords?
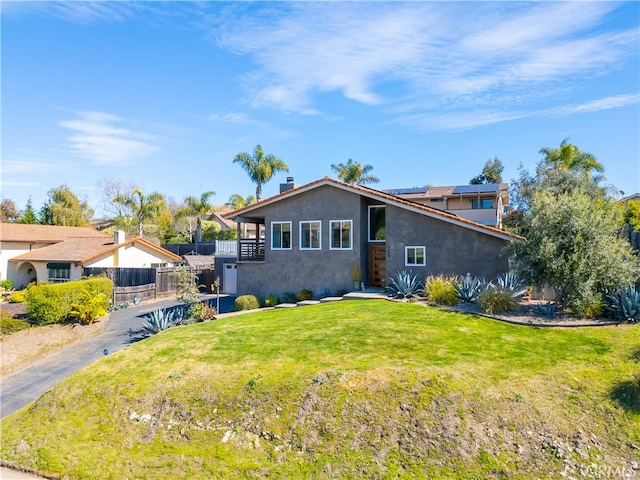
left=2, top=300, right=638, bottom=479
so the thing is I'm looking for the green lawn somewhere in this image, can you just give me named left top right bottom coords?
left=2, top=300, right=639, bottom=479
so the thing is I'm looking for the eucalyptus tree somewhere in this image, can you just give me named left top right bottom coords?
left=470, top=157, right=503, bottom=184
left=330, top=159, right=380, bottom=186
left=233, top=145, right=289, bottom=201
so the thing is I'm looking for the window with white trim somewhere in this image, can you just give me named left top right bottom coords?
left=330, top=220, right=352, bottom=250
left=271, top=221, right=292, bottom=250
left=405, top=246, right=426, bottom=267
left=300, top=221, right=321, bottom=250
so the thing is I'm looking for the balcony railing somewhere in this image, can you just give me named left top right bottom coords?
left=239, top=239, right=265, bottom=262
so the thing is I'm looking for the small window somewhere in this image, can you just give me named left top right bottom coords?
left=47, top=262, right=71, bottom=283
left=330, top=220, right=352, bottom=250
left=300, top=221, right=321, bottom=250
left=405, top=246, right=426, bottom=267
left=430, top=198, right=444, bottom=203
left=271, top=221, right=292, bottom=250
left=471, top=199, right=493, bottom=209
left=368, top=205, right=385, bottom=241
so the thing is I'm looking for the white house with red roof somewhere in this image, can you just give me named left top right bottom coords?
left=0, top=223, right=182, bottom=289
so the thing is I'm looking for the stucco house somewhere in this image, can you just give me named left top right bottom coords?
left=1, top=223, right=181, bottom=289
left=224, top=177, right=524, bottom=299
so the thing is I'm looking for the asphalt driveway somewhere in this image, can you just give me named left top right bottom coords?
left=1, top=294, right=235, bottom=419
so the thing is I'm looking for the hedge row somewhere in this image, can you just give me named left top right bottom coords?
left=25, top=278, right=113, bottom=325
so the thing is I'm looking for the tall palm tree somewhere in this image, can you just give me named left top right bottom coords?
left=233, top=145, right=289, bottom=201
left=226, top=193, right=256, bottom=210
left=331, top=159, right=380, bottom=186
left=540, top=139, right=605, bottom=182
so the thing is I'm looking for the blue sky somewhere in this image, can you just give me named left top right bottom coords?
left=2, top=1, right=639, bottom=217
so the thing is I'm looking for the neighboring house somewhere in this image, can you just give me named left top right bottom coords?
left=1, top=223, right=182, bottom=289
left=385, top=183, right=509, bottom=228
left=208, top=206, right=259, bottom=239
left=224, top=177, right=524, bottom=299
left=620, top=193, right=640, bottom=205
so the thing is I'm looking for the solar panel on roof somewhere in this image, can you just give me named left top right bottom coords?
left=452, top=183, right=501, bottom=194
left=387, top=187, right=428, bottom=195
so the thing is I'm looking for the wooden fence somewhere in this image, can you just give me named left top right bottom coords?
left=84, top=266, right=215, bottom=304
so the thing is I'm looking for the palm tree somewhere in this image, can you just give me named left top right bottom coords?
left=331, top=159, right=380, bottom=186
left=179, top=191, right=215, bottom=242
left=540, top=139, right=605, bottom=182
left=114, top=188, right=167, bottom=237
left=233, top=145, right=289, bottom=201
left=226, top=193, right=256, bottom=210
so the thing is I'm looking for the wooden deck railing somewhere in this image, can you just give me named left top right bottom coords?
left=239, top=239, right=265, bottom=262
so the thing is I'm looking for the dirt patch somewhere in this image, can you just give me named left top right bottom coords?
left=1, top=302, right=107, bottom=378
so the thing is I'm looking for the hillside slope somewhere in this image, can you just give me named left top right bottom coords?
left=2, top=301, right=639, bottom=479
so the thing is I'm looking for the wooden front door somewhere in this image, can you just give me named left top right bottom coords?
left=369, top=245, right=386, bottom=287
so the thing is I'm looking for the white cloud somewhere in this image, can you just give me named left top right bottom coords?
left=547, top=94, right=640, bottom=116
left=212, top=2, right=638, bottom=121
left=58, top=111, right=159, bottom=165
left=209, top=112, right=268, bottom=127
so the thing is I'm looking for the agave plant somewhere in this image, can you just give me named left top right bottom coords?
left=605, top=286, right=640, bottom=323
left=536, top=301, right=558, bottom=317
left=453, top=275, right=485, bottom=303
left=495, top=272, right=529, bottom=300
left=141, top=308, right=182, bottom=335
left=387, top=270, right=423, bottom=298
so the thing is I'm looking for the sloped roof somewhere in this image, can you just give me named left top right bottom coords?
left=10, top=236, right=182, bottom=264
left=225, top=177, right=524, bottom=242
left=206, top=210, right=236, bottom=230
left=183, top=253, right=215, bottom=268
left=385, top=183, right=508, bottom=199
left=0, top=223, right=108, bottom=243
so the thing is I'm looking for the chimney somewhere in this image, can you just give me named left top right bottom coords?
left=114, top=229, right=126, bottom=245
left=280, top=176, right=297, bottom=194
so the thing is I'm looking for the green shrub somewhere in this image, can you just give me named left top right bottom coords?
left=571, top=298, right=605, bottom=319
left=264, top=294, right=280, bottom=307
left=0, top=279, right=13, bottom=290
left=424, top=275, right=458, bottom=305
left=477, top=289, right=518, bottom=315
left=188, top=302, right=217, bottom=321
left=69, top=285, right=109, bottom=325
left=297, top=289, right=313, bottom=301
left=8, top=291, right=26, bottom=303
left=234, top=295, right=261, bottom=311
left=25, top=278, right=113, bottom=325
left=0, top=316, right=31, bottom=335
left=282, top=292, right=297, bottom=303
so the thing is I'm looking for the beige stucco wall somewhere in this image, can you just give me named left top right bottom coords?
left=86, top=242, right=175, bottom=268
left=1, top=241, right=52, bottom=284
